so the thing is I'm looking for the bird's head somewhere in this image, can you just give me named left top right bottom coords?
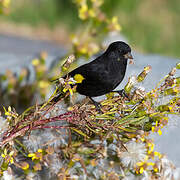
left=106, top=41, right=133, bottom=61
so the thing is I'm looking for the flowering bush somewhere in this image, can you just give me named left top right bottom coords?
left=0, top=0, right=180, bottom=179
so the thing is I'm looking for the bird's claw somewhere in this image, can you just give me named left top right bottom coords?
left=89, top=97, right=103, bottom=113
left=93, top=101, right=103, bottom=113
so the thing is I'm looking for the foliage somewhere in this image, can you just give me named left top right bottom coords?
left=0, top=58, right=179, bottom=178
left=0, top=53, right=50, bottom=112
left=0, top=0, right=180, bottom=179
left=1, top=0, right=180, bottom=57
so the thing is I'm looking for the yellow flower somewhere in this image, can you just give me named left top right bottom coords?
left=139, top=167, right=144, bottom=174
left=168, top=106, right=173, bottom=112
left=69, top=88, right=73, bottom=95
left=1, top=149, right=14, bottom=164
left=136, top=161, right=144, bottom=166
left=88, top=8, right=96, bottom=18
left=1, top=149, right=7, bottom=158
left=158, top=129, right=162, bottom=136
left=3, top=106, right=11, bottom=116
left=147, top=142, right=154, bottom=153
left=38, top=80, right=50, bottom=89
left=147, top=162, right=155, bottom=166
left=28, top=150, right=43, bottom=161
left=38, top=149, right=43, bottom=153
left=151, top=126, right=155, bottom=132
left=63, top=87, right=68, bottom=93
left=3, top=106, right=18, bottom=118
left=155, top=121, right=158, bottom=127
left=154, top=151, right=162, bottom=158
left=28, top=151, right=43, bottom=161
left=153, top=167, right=158, bottom=172
left=111, top=16, right=121, bottom=31
left=2, top=0, right=10, bottom=8
left=71, top=34, right=79, bottom=46
left=79, top=46, right=88, bottom=54
left=21, top=162, right=29, bottom=170
left=79, top=4, right=88, bottom=20
left=67, top=106, right=74, bottom=111
left=74, top=74, right=85, bottom=83
left=28, top=153, right=37, bottom=160
left=32, top=59, right=40, bottom=66
left=140, top=137, right=145, bottom=142
left=62, top=80, right=75, bottom=95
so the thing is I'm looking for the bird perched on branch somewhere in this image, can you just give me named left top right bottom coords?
left=54, top=41, right=133, bottom=111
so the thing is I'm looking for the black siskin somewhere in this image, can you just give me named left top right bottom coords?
left=54, top=41, right=133, bottom=111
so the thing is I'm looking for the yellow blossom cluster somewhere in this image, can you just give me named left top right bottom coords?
left=107, top=16, right=121, bottom=32
left=135, top=136, right=162, bottom=174
left=32, top=52, right=51, bottom=98
left=27, top=149, right=44, bottom=171
left=1, top=0, right=10, bottom=7
left=71, top=34, right=100, bottom=57
left=26, top=147, right=54, bottom=172
left=3, top=106, right=18, bottom=124
left=75, top=0, right=121, bottom=32
left=28, top=149, right=43, bottom=161
left=0, top=0, right=10, bottom=14
left=59, top=74, right=84, bottom=96
left=75, top=0, right=103, bottom=20
left=72, top=0, right=121, bottom=58
left=1, top=148, right=14, bottom=164
left=151, top=115, right=170, bottom=136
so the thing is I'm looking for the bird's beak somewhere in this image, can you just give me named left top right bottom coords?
left=124, top=52, right=133, bottom=59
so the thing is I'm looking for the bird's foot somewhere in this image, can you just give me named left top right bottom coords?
left=89, top=97, right=103, bottom=113
left=94, top=101, right=103, bottom=113
left=113, top=89, right=130, bottom=100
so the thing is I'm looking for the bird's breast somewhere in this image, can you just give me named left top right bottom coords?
left=109, top=59, right=127, bottom=76
left=107, top=59, right=127, bottom=87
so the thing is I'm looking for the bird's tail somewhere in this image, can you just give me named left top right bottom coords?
left=50, top=92, right=64, bottom=103
left=49, top=77, right=69, bottom=103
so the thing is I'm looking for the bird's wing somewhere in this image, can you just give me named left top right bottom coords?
left=68, top=61, right=109, bottom=84
left=68, top=61, right=117, bottom=97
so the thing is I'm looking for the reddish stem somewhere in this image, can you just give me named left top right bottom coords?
left=32, top=125, right=72, bottom=129
left=0, top=111, right=80, bottom=147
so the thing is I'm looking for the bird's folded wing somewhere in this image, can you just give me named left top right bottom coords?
left=68, top=62, right=109, bottom=84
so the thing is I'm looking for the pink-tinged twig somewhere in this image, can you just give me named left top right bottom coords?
left=32, top=125, right=72, bottom=130
left=0, top=111, right=80, bottom=147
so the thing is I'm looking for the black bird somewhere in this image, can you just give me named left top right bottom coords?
left=54, top=41, right=133, bottom=111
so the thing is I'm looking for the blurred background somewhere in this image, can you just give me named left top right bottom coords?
left=0, top=0, right=180, bottom=58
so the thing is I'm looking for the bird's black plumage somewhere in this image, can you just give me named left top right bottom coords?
left=66, top=41, right=133, bottom=97
left=53, top=41, right=133, bottom=110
